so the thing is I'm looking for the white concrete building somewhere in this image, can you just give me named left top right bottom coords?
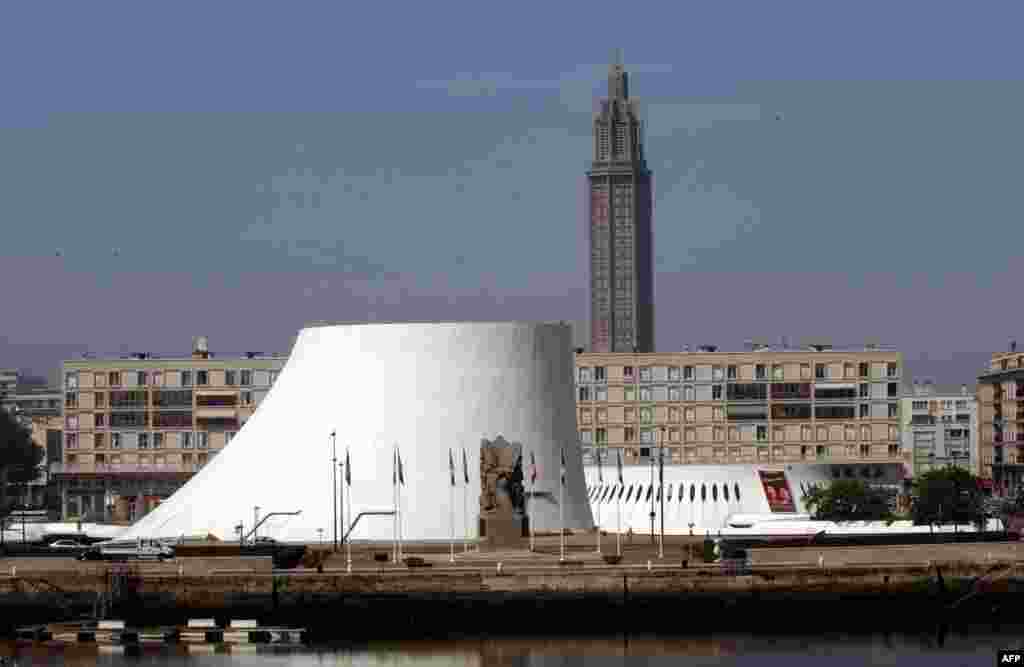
left=118, top=322, right=594, bottom=543
left=901, top=380, right=976, bottom=475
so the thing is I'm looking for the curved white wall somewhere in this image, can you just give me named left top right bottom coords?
left=122, top=322, right=593, bottom=543
left=584, top=463, right=902, bottom=536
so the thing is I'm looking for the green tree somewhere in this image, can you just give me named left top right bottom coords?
left=911, top=466, right=985, bottom=531
left=801, top=478, right=894, bottom=522
left=0, top=409, right=44, bottom=513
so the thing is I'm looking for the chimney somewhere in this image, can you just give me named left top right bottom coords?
left=961, top=384, right=968, bottom=396
left=192, top=336, right=210, bottom=360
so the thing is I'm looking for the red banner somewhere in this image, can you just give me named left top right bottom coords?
left=758, top=470, right=796, bottom=513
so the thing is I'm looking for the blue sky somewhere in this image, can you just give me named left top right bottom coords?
left=1, top=1, right=1022, bottom=385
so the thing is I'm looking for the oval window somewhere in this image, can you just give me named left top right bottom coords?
left=712, top=484, right=718, bottom=502
left=701, top=484, right=707, bottom=502
left=724, top=484, right=730, bottom=502
left=734, top=483, right=741, bottom=502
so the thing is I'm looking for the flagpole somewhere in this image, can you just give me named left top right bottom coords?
left=595, top=450, right=602, bottom=554
left=616, top=449, right=622, bottom=557
left=397, top=447, right=404, bottom=561
left=345, top=448, right=352, bottom=573
left=449, top=449, right=455, bottom=563
left=331, top=431, right=338, bottom=552
left=559, top=446, right=565, bottom=562
left=529, top=451, right=536, bottom=552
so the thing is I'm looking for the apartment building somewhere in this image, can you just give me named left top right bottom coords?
left=575, top=344, right=906, bottom=474
left=901, top=381, right=976, bottom=476
left=56, top=338, right=286, bottom=522
left=1, top=386, right=62, bottom=509
left=977, top=344, right=1024, bottom=494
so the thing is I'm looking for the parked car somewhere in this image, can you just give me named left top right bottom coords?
left=78, top=538, right=174, bottom=562
left=48, top=539, right=88, bottom=550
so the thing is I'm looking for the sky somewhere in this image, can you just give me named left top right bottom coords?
left=1, top=1, right=1022, bottom=387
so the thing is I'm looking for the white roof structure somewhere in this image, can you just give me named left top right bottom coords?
left=121, top=321, right=594, bottom=542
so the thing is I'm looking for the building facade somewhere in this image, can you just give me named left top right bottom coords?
left=0, top=369, right=18, bottom=398
left=977, top=346, right=1024, bottom=494
left=1, top=386, right=62, bottom=510
left=56, top=339, right=285, bottom=522
left=575, top=346, right=907, bottom=474
left=587, top=55, right=654, bottom=354
left=901, top=381, right=976, bottom=476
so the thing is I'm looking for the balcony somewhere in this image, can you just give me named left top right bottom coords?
left=195, top=406, right=237, bottom=420
left=49, top=462, right=202, bottom=476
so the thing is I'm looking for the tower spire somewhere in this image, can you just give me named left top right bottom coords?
left=608, top=49, right=628, bottom=100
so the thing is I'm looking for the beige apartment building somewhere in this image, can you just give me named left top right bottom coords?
left=575, top=346, right=907, bottom=471
left=977, top=345, right=1024, bottom=493
left=56, top=338, right=286, bottom=521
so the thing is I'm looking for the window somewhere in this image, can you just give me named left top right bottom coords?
left=95, top=392, right=106, bottom=408
left=640, top=407, right=653, bottom=423
left=772, top=364, right=783, bottom=380
left=136, top=371, right=147, bottom=386
left=727, top=365, right=737, bottom=380
left=578, top=367, right=592, bottom=383
left=887, top=383, right=898, bottom=398
left=138, top=433, right=150, bottom=449
left=888, top=403, right=899, bottom=418
left=859, top=362, right=869, bottom=378
left=668, top=366, right=680, bottom=382
left=111, top=433, right=122, bottom=449
left=859, top=404, right=869, bottom=418
left=755, top=364, right=766, bottom=380
left=668, top=386, right=681, bottom=401
left=683, top=366, right=694, bottom=381
left=639, top=387, right=653, bottom=401
left=815, top=364, right=826, bottom=379
left=182, top=432, right=193, bottom=449
left=197, top=432, right=209, bottom=449
left=65, top=392, right=78, bottom=409
left=596, top=428, right=607, bottom=444
left=580, top=430, right=593, bottom=444
left=65, top=372, right=79, bottom=390
left=624, top=427, right=636, bottom=442
left=240, top=369, right=253, bottom=386
left=624, top=366, right=634, bottom=381
left=180, top=371, right=193, bottom=387
left=683, top=385, right=695, bottom=401
left=887, top=444, right=899, bottom=457
left=712, top=385, right=723, bottom=400
left=241, top=391, right=253, bottom=406
left=712, top=366, right=723, bottom=381
left=109, top=371, right=121, bottom=387
left=595, top=387, right=608, bottom=401
left=225, top=370, right=237, bottom=386
left=624, top=386, right=636, bottom=401
left=64, top=433, right=77, bottom=450
left=912, top=400, right=927, bottom=410
left=578, top=386, right=592, bottom=401
left=151, top=371, right=163, bottom=386
left=94, top=433, right=105, bottom=449
left=153, top=433, right=163, bottom=449
left=639, top=367, right=652, bottom=382
left=756, top=425, right=768, bottom=442
left=196, top=370, right=208, bottom=386
left=269, top=371, right=279, bottom=385
left=887, top=363, right=898, bottom=378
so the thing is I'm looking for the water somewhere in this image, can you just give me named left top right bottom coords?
left=3, top=632, right=1023, bottom=666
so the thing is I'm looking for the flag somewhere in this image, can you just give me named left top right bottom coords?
left=596, top=448, right=603, bottom=484
left=658, top=446, right=664, bottom=487
left=449, top=449, right=455, bottom=487
left=560, top=446, right=566, bottom=487
left=462, top=448, right=470, bottom=485
left=616, top=448, right=623, bottom=485
left=397, top=449, right=405, bottom=486
left=529, top=451, right=537, bottom=485
left=345, top=448, right=351, bottom=486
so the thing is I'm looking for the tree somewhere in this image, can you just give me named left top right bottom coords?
left=801, top=478, right=894, bottom=522
left=911, top=466, right=986, bottom=531
left=0, top=409, right=44, bottom=512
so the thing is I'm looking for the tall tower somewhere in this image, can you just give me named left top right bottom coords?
left=587, top=53, right=654, bottom=353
